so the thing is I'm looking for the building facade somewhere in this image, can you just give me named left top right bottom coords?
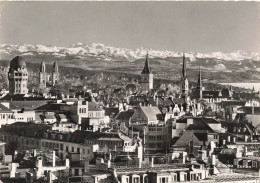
left=8, top=56, right=28, bottom=95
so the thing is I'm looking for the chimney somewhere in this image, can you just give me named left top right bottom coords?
left=65, top=159, right=70, bottom=167
left=84, top=160, right=89, bottom=173
left=37, top=157, right=43, bottom=168
left=211, top=155, right=216, bottom=166
left=187, top=118, right=194, bottom=126
left=245, top=135, right=248, bottom=142
left=109, top=153, right=112, bottom=160
left=182, top=152, right=187, bottom=164
left=244, top=146, right=247, bottom=154
left=107, top=160, right=111, bottom=168
left=151, top=157, right=154, bottom=167
left=227, top=136, right=230, bottom=143
left=52, top=151, right=55, bottom=167
left=138, top=158, right=142, bottom=168
left=10, top=163, right=17, bottom=178
left=47, top=171, right=52, bottom=183
left=233, top=137, right=236, bottom=143
left=33, top=149, right=37, bottom=157
left=222, top=139, right=226, bottom=145
left=26, top=172, right=33, bottom=183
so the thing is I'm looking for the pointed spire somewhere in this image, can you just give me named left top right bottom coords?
left=182, top=53, right=187, bottom=78
left=197, top=67, right=202, bottom=89
left=53, top=60, right=58, bottom=73
left=141, top=52, right=151, bottom=74
left=40, top=61, right=45, bottom=72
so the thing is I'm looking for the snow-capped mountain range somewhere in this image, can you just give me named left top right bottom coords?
left=0, top=42, right=260, bottom=62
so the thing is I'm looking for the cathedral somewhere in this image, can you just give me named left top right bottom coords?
left=39, top=60, right=59, bottom=90
left=8, top=56, right=28, bottom=95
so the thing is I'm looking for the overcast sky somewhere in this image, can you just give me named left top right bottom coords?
left=0, top=1, right=260, bottom=53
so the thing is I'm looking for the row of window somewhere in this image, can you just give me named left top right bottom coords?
left=16, top=84, right=26, bottom=87
left=42, top=141, right=90, bottom=155
left=79, top=108, right=87, bottom=113
left=1, top=135, right=40, bottom=146
left=149, top=127, right=164, bottom=132
left=0, top=114, right=13, bottom=119
left=148, top=135, right=163, bottom=141
left=148, top=142, right=162, bottom=148
left=14, top=73, right=28, bottom=76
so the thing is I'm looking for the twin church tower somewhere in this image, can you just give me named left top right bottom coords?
left=39, top=61, right=59, bottom=89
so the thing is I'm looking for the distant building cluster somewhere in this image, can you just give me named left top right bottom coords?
left=0, top=55, right=260, bottom=183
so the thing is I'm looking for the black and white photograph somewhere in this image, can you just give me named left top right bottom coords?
left=0, top=1, right=260, bottom=183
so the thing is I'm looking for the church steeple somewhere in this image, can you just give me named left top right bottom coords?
left=182, top=53, right=187, bottom=79
left=141, top=52, right=151, bottom=74
left=40, top=61, right=46, bottom=73
left=39, top=61, right=47, bottom=89
left=53, top=60, right=58, bottom=73
left=181, top=54, right=189, bottom=101
left=140, top=52, right=153, bottom=92
left=52, top=60, right=59, bottom=86
left=197, top=67, right=203, bottom=100
left=197, top=67, right=202, bottom=89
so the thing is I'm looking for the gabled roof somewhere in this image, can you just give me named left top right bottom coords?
left=10, top=100, right=49, bottom=111
left=239, top=106, right=260, bottom=115
left=221, top=88, right=232, bottom=98
left=45, top=114, right=56, bottom=120
left=34, top=103, right=61, bottom=111
left=202, top=91, right=221, bottom=98
left=140, top=106, right=162, bottom=121
left=171, top=98, right=184, bottom=105
left=104, top=107, right=119, bottom=117
left=221, top=121, right=255, bottom=134
left=221, top=101, right=246, bottom=108
left=194, top=133, right=208, bottom=141
left=233, top=92, right=260, bottom=101
left=0, top=122, right=51, bottom=136
left=116, top=110, right=135, bottom=120
left=186, top=118, right=215, bottom=133
left=0, top=103, right=13, bottom=113
left=202, top=118, right=221, bottom=124
left=88, top=102, right=103, bottom=111
left=157, top=98, right=173, bottom=107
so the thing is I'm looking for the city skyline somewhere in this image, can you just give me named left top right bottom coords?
left=0, top=1, right=260, bottom=53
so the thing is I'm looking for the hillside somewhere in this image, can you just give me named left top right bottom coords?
left=1, top=43, right=260, bottom=83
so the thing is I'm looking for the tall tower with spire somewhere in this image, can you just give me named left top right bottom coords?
left=196, top=67, right=203, bottom=100
left=181, top=54, right=189, bottom=100
left=52, top=61, right=59, bottom=86
left=140, top=53, right=153, bottom=92
left=39, top=61, right=47, bottom=89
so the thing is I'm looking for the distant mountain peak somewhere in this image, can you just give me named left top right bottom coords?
left=0, top=42, right=260, bottom=62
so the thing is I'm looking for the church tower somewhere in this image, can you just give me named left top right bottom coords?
left=8, top=56, right=28, bottom=95
left=39, top=61, right=47, bottom=89
left=140, top=53, right=153, bottom=92
left=52, top=61, right=59, bottom=86
left=181, top=54, right=189, bottom=100
left=196, top=67, right=203, bottom=100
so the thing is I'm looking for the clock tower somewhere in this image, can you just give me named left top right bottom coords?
left=140, top=53, right=153, bottom=92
